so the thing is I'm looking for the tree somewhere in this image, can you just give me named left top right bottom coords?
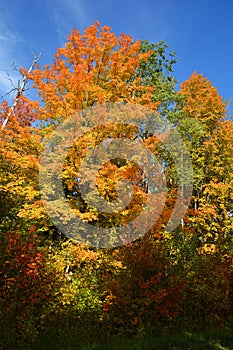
left=176, top=72, right=233, bottom=248
left=0, top=96, right=42, bottom=232
left=1, top=21, right=178, bottom=245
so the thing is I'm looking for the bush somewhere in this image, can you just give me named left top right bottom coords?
left=0, top=227, right=54, bottom=347
left=101, top=236, right=184, bottom=336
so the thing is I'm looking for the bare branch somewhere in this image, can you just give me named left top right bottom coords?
left=6, top=71, right=16, bottom=89
left=0, top=87, right=17, bottom=100
left=1, top=52, right=43, bottom=129
left=11, top=62, right=20, bottom=73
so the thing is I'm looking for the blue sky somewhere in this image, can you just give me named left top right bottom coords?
left=0, top=0, right=232, bottom=113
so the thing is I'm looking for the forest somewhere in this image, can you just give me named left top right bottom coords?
left=0, top=22, right=233, bottom=349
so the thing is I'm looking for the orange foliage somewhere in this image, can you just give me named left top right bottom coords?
left=179, top=71, right=226, bottom=132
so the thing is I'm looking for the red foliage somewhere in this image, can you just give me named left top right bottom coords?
left=0, top=228, right=51, bottom=305
left=101, top=237, right=185, bottom=334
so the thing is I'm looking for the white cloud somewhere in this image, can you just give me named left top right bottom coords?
left=0, top=13, right=22, bottom=99
left=0, top=45, right=19, bottom=98
left=0, top=17, right=17, bottom=42
left=68, top=1, right=89, bottom=25
left=0, top=34, right=15, bottom=41
left=47, top=0, right=90, bottom=44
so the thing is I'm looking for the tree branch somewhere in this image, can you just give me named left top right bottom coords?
left=1, top=52, right=42, bottom=129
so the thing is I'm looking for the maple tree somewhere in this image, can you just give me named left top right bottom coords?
left=0, top=21, right=178, bottom=243
left=0, top=96, right=42, bottom=232
left=175, top=72, right=233, bottom=249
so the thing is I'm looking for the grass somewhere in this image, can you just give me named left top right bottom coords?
left=28, top=327, right=233, bottom=350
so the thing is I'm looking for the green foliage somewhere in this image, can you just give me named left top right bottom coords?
left=135, top=40, right=178, bottom=115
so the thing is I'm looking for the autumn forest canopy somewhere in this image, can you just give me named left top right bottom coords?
left=0, top=22, right=233, bottom=349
